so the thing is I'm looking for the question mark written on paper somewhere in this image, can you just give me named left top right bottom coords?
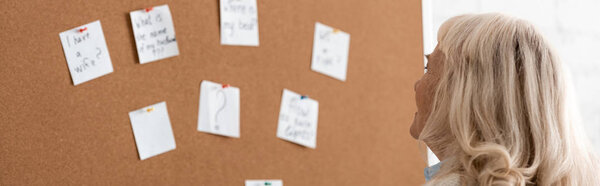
left=96, top=47, right=102, bottom=59
left=198, top=80, right=240, bottom=138
left=213, top=88, right=227, bottom=131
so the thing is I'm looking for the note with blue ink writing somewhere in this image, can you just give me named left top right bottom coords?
left=245, top=180, right=283, bottom=186
left=129, top=101, right=176, bottom=160
left=198, top=80, right=241, bottom=138
left=59, top=20, right=113, bottom=86
left=311, top=22, right=350, bottom=81
left=220, top=0, right=260, bottom=46
left=130, top=4, right=179, bottom=64
left=277, top=89, right=319, bottom=148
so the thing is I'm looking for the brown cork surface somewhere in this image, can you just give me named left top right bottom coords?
left=0, top=0, right=426, bottom=185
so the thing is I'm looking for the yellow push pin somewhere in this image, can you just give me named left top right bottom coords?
left=146, top=107, right=155, bottom=112
left=333, top=28, right=340, bottom=34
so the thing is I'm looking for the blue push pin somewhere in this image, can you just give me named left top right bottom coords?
left=300, top=95, right=308, bottom=100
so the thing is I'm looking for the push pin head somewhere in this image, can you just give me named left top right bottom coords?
left=333, top=28, right=340, bottom=34
left=300, top=95, right=308, bottom=100
left=264, top=182, right=271, bottom=186
left=222, top=84, right=230, bottom=88
left=78, top=27, right=87, bottom=33
left=146, top=107, right=155, bottom=112
left=145, top=7, right=153, bottom=12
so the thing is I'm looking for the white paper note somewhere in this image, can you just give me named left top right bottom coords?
left=130, top=4, right=179, bottom=64
left=219, top=0, right=259, bottom=46
left=129, top=101, right=176, bottom=160
left=59, top=20, right=113, bottom=86
left=198, top=80, right=241, bottom=138
left=276, top=89, right=319, bottom=148
left=245, top=180, right=283, bottom=186
left=310, top=22, right=351, bottom=81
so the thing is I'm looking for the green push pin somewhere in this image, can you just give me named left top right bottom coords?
left=264, top=182, right=271, bottom=186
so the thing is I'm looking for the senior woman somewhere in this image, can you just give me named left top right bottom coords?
left=410, top=13, right=599, bottom=185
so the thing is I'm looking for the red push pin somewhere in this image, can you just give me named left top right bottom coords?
left=78, top=27, right=87, bottom=33
left=222, top=84, right=230, bottom=88
left=145, top=7, right=153, bottom=12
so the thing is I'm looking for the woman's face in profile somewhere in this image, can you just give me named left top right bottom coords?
left=410, top=19, right=454, bottom=140
left=410, top=47, right=443, bottom=139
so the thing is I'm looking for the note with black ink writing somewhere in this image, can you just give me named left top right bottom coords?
left=130, top=4, right=179, bottom=64
left=129, top=101, right=176, bottom=160
left=311, top=22, right=350, bottom=81
left=276, top=89, right=319, bottom=148
left=197, top=80, right=240, bottom=138
left=245, top=180, right=283, bottom=186
left=59, top=20, right=113, bottom=86
left=220, top=0, right=259, bottom=46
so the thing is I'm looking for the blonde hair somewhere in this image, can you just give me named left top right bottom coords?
left=420, top=13, right=600, bottom=185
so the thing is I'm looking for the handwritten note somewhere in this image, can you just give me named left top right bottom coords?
left=129, top=101, right=176, bottom=160
left=197, top=80, right=241, bottom=138
left=276, top=89, right=319, bottom=148
left=59, top=20, right=113, bottom=86
left=220, top=0, right=259, bottom=46
left=311, top=22, right=351, bottom=81
left=245, top=180, right=283, bottom=186
left=130, top=4, right=179, bottom=64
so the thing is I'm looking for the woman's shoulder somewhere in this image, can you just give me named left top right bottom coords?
left=423, top=173, right=461, bottom=186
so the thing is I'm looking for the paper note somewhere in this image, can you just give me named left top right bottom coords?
left=197, top=80, right=241, bottom=138
left=219, top=0, right=259, bottom=46
left=245, top=180, right=283, bottom=186
left=276, top=89, right=319, bottom=148
left=130, top=4, right=179, bottom=64
left=310, top=22, right=351, bottom=81
left=59, top=20, right=113, bottom=86
left=129, top=101, right=176, bottom=160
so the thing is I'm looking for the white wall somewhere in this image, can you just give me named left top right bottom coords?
left=423, top=0, right=600, bottom=164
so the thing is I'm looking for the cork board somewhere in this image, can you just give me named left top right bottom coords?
left=0, top=0, right=426, bottom=185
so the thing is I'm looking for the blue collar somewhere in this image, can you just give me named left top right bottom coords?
left=424, top=161, right=443, bottom=181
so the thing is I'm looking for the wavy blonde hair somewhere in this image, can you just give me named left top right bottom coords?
left=420, top=13, right=599, bottom=185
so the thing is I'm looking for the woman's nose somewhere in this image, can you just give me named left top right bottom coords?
left=414, top=80, right=419, bottom=92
